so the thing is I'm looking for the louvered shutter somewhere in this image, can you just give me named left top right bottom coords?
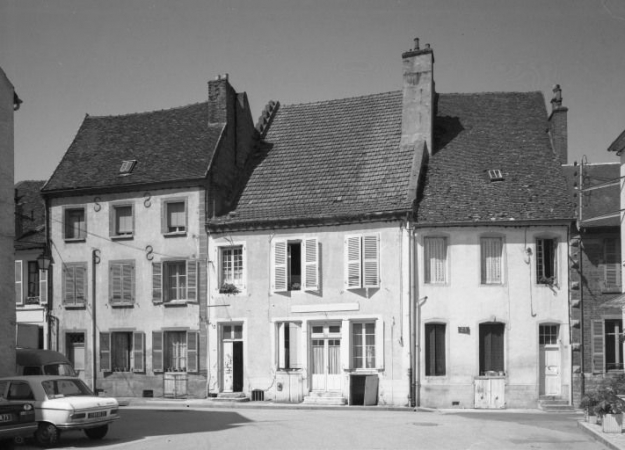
left=152, top=262, right=163, bottom=303
left=303, top=238, right=319, bottom=291
left=272, top=240, right=287, bottom=293
left=39, top=269, right=48, bottom=305
left=345, top=236, right=362, bottom=289
left=133, top=332, right=145, bottom=372
left=187, top=331, right=199, bottom=373
left=110, top=263, right=122, bottom=304
left=63, top=265, right=74, bottom=305
left=375, top=319, right=384, bottom=369
left=605, top=238, right=621, bottom=288
left=152, top=331, right=164, bottom=372
left=124, top=262, right=134, bottom=303
left=75, top=265, right=87, bottom=305
left=363, top=234, right=380, bottom=288
left=289, top=323, right=301, bottom=368
left=592, top=320, right=605, bottom=374
left=15, top=261, right=23, bottom=304
left=100, top=333, right=111, bottom=372
left=186, top=260, right=198, bottom=302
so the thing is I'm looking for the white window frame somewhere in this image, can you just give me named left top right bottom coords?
left=217, top=243, right=247, bottom=293
left=345, top=234, right=380, bottom=289
left=480, top=236, right=504, bottom=285
left=110, top=203, right=134, bottom=238
left=162, top=198, right=188, bottom=236
left=63, top=206, right=87, bottom=241
left=423, top=236, right=448, bottom=284
left=536, top=236, right=558, bottom=286
left=350, top=319, right=383, bottom=370
left=271, top=237, right=319, bottom=293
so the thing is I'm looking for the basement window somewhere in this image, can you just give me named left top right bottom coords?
left=488, top=169, right=504, bottom=182
left=119, top=160, right=137, bottom=176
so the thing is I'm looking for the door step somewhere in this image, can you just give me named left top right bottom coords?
left=208, top=392, right=250, bottom=402
left=538, top=396, right=575, bottom=412
left=303, top=392, right=347, bottom=406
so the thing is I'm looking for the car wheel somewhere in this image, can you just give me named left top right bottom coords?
left=0, top=438, right=15, bottom=450
left=84, top=424, right=108, bottom=440
left=34, top=422, right=60, bottom=447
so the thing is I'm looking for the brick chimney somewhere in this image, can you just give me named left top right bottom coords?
left=208, top=73, right=234, bottom=125
left=548, top=84, right=568, bottom=165
left=401, top=38, right=434, bottom=156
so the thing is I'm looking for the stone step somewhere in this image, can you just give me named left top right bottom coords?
left=303, top=394, right=347, bottom=406
left=208, top=392, right=250, bottom=402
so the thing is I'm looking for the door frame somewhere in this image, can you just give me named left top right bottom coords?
left=538, top=323, right=561, bottom=396
left=309, top=322, right=342, bottom=393
left=220, top=323, right=244, bottom=393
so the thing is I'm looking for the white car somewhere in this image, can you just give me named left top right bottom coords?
left=0, top=376, right=119, bottom=447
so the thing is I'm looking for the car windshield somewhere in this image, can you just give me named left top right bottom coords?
left=43, top=363, right=77, bottom=377
left=41, top=379, right=93, bottom=398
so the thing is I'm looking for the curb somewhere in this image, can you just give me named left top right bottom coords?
left=577, top=420, right=625, bottom=450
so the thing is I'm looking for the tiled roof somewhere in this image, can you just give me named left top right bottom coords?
left=211, top=90, right=573, bottom=229
left=213, top=91, right=410, bottom=225
left=43, top=103, right=223, bottom=192
left=14, top=180, right=46, bottom=250
left=416, top=92, right=574, bottom=224
left=562, top=162, right=620, bottom=228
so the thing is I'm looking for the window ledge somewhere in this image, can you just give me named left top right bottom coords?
left=64, top=238, right=86, bottom=243
left=163, top=232, right=187, bottom=238
left=111, top=234, right=134, bottom=240
left=163, top=300, right=190, bottom=307
left=110, top=303, right=135, bottom=308
left=64, top=304, right=86, bottom=309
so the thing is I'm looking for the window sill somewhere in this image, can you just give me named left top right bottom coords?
left=111, top=234, right=134, bottom=240
left=163, top=300, right=193, bottom=307
left=163, top=231, right=187, bottom=238
left=64, top=304, right=86, bottom=309
left=110, top=303, right=135, bottom=308
left=64, top=238, right=86, bottom=243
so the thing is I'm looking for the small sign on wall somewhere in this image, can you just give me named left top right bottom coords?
left=458, top=327, right=470, bottom=335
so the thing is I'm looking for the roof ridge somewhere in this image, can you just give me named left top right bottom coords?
left=438, top=90, right=543, bottom=96
left=281, top=90, right=401, bottom=108
left=85, top=101, right=207, bottom=119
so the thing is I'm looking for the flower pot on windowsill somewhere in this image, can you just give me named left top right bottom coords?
left=219, top=283, right=240, bottom=295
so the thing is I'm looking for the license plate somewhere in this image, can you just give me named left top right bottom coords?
left=88, top=411, right=107, bottom=418
left=0, top=413, right=14, bottom=423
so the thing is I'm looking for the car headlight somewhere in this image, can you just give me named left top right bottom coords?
left=22, top=404, right=33, bottom=411
left=110, top=409, right=118, bottom=415
left=70, top=412, right=87, bottom=420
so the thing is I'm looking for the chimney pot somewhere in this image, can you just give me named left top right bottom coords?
left=425, top=43, right=431, bottom=49
left=413, top=37, right=419, bottom=51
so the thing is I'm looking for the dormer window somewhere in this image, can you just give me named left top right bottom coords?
left=488, top=169, right=504, bottom=182
left=119, top=160, right=137, bottom=176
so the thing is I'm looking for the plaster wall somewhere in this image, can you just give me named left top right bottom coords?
left=417, top=225, right=571, bottom=409
left=48, top=187, right=207, bottom=396
left=207, top=221, right=412, bottom=406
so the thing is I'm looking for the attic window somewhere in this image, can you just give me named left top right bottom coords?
left=488, top=169, right=504, bottom=182
left=119, top=160, right=137, bottom=175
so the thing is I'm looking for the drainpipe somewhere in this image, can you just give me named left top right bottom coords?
left=92, top=249, right=100, bottom=393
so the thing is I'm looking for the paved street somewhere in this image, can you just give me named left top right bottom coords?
left=16, top=406, right=607, bottom=450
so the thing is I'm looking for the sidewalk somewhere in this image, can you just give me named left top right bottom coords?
left=578, top=420, right=625, bottom=450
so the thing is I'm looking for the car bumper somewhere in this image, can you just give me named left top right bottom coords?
left=54, top=416, right=119, bottom=431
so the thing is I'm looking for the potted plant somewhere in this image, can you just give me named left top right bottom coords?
left=220, top=283, right=240, bottom=295
left=580, top=394, right=599, bottom=424
left=592, top=384, right=625, bottom=433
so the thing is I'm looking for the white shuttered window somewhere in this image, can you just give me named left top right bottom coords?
left=481, top=237, right=503, bottom=285
left=424, top=237, right=447, bottom=284
left=345, top=234, right=380, bottom=289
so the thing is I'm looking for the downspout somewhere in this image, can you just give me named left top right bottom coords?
left=408, top=219, right=417, bottom=407
left=91, top=249, right=99, bottom=393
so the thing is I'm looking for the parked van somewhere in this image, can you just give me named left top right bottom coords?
left=16, top=349, right=77, bottom=376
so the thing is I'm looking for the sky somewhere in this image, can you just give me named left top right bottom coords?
left=2, top=0, right=625, bottom=183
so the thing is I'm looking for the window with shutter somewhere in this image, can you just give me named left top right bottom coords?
left=352, top=322, right=376, bottom=369
left=345, top=234, right=380, bottom=289
left=162, top=198, right=187, bottom=235
left=110, top=204, right=134, bottom=238
left=109, top=260, right=135, bottom=305
left=27, top=261, right=39, bottom=298
left=133, top=332, right=145, bottom=373
left=272, top=240, right=288, bottom=293
left=592, top=320, right=605, bottom=374
left=481, top=237, right=503, bottom=284
left=100, top=333, right=111, bottom=372
left=604, top=238, right=621, bottom=290
left=15, top=260, right=23, bottom=305
left=271, top=237, right=320, bottom=293
left=152, top=331, right=164, bottom=372
left=424, top=237, right=447, bottom=284
left=187, top=331, right=199, bottom=373
left=425, top=323, right=446, bottom=376
left=63, top=263, right=87, bottom=306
